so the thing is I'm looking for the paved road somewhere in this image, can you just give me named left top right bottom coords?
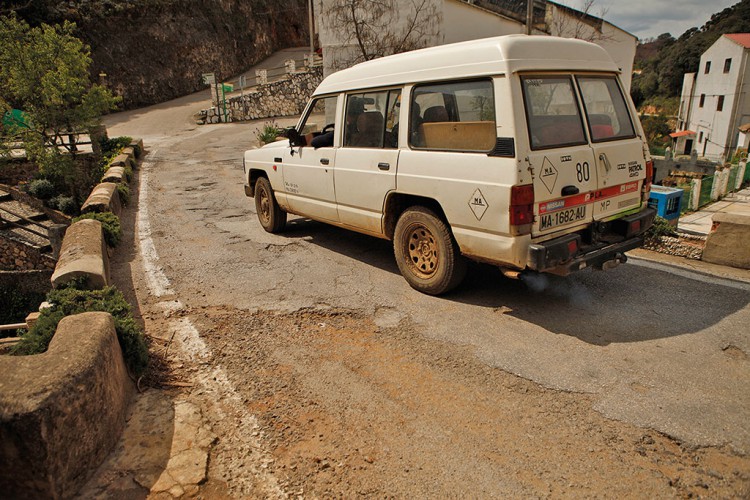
left=100, top=48, right=750, bottom=496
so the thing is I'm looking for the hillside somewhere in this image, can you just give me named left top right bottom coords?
left=632, top=0, right=750, bottom=107
left=9, top=0, right=309, bottom=108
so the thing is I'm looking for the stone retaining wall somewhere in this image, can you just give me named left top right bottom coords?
left=0, top=233, right=55, bottom=271
left=0, top=269, right=53, bottom=296
left=0, top=312, right=133, bottom=499
left=199, top=66, right=323, bottom=124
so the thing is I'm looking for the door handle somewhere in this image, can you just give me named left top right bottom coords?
left=599, top=152, right=612, bottom=173
left=377, top=162, right=390, bottom=170
left=320, top=158, right=330, bottom=165
left=561, top=185, right=579, bottom=196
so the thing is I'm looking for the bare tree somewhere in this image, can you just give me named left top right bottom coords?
left=546, top=0, right=614, bottom=43
left=322, top=0, right=440, bottom=69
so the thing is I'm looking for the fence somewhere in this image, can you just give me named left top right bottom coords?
left=677, top=160, right=747, bottom=213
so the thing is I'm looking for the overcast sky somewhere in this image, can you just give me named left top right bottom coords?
left=556, top=0, right=739, bottom=40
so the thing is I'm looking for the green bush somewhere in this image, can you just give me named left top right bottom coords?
left=255, top=121, right=281, bottom=145
left=99, top=135, right=132, bottom=158
left=645, top=216, right=677, bottom=242
left=116, top=182, right=130, bottom=206
left=28, top=178, right=56, bottom=199
left=123, top=164, right=133, bottom=182
left=11, top=283, right=149, bottom=375
left=49, top=195, right=77, bottom=215
left=73, top=211, right=121, bottom=247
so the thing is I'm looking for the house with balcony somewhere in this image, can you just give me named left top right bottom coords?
left=674, top=34, right=750, bottom=161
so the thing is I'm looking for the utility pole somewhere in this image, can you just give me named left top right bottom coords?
left=308, top=0, right=315, bottom=55
left=526, top=0, right=533, bottom=35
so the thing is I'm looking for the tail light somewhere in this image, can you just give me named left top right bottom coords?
left=643, top=159, right=653, bottom=194
left=510, top=184, right=534, bottom=234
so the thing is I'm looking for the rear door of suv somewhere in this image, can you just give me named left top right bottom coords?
left=521, top=75, right=598, bottom=237
left=575, top=75, right=645, bottom=221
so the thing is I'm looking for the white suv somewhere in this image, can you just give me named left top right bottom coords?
left=243, top=35, right=656, bottom=295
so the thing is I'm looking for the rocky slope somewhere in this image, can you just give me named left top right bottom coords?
left=14, top=0, right=309, bottom=108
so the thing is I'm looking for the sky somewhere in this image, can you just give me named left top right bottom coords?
left=556, top=0, right=740, bottom=40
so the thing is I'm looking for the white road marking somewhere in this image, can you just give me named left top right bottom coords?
left=136, top=152, right=286, bottom=497
left=138, top=151, right=174, bottom=298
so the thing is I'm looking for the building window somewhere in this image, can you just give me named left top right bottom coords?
left=699, top=94, right=705, bottom=107
left=717, top=95, right=724, bottom=112
left=699, top=131, right=703, bottom=143
left=724, top=58, right=732, bottom=73
left=705, top=61, right=711, bottom=74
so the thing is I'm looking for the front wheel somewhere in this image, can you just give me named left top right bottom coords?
left=254, top=176, right=286, bottom=233
left=393, top=206, right=466, bottom=295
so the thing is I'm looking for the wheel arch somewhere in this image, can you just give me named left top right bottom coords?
left=248, top=168, right=269, bottom=197
left=383, top=192, right=449, bottom=240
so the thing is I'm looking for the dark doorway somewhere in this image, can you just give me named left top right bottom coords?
left=684, top=139, right=693, bottom=155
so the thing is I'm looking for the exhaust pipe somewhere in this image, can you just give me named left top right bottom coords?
left=597, top=253, right=627, bottom=271
left=500, top=267, right=523, bottom=279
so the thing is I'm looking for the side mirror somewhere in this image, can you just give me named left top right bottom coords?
left=286, top=127, right=303, bottom=147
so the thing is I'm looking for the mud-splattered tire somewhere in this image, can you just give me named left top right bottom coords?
left=254, top=176, right=286, bottom=233
left=393, top=206, right=466, bottom=295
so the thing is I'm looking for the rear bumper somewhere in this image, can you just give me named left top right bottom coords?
left=527, top=207, right=655, bottom=275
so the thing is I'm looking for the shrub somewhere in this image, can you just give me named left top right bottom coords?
left=0, top=286, right=46, bottom=328
left=255, top=120, right=282, bottom=145
left=11, top=283, right=149, bottom=375
left=645, top=216, right=677, bottom=242
left=73, top=211, right=121, bottom=247
left=99, top=135, right=132, bottom=158
left=28, top=178, right=56, bottom=199
left=116, top=182, right=130, bottom=206
left=49, top=195, right=77, bottom=215
left=123, top=164, right=133, bottom=182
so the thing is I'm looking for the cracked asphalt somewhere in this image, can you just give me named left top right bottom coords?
left=84, top=48, right=750, bottom=497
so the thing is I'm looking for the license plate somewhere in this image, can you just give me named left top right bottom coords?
left=539, top=205, right=587, bottom=231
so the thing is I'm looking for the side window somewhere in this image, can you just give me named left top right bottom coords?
left=409, top=80, right=496, bottom=152
left=344, top=90, right=401, bottom=149
left=521, top=76, right=586, bottom=150
left=299, top=95, right=338, bottom=139
left=576, top=76, right=635, bottom=142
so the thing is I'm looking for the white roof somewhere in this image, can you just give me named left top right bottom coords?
left=314, top=35, right=619, bottom=96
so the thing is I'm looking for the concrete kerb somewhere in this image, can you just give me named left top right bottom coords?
left=702, top=212, right=750, bottom=269
left=0, top=312, right=133, bottom=499
left=0, top=138, right=145, bottom=496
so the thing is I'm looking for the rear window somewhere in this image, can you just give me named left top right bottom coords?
left=521, top=76, right=586, bottom=150
left=576, top=76, right=635, bottom=142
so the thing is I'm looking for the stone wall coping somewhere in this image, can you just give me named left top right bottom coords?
left=51, top=218, right=109, bottom=289
left=0, top=312, right=132, bottom=498
left=102, top=166, right=126, bottom=183
left=81, top=182, right=121, bottom=216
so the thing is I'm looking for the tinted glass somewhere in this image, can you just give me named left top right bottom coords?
left=522, top=76, right=586, bottom=150
left=577, top=76, right=635, bottom=142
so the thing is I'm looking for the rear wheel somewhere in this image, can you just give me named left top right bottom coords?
left=254, top=176, right=286, bottom=233
left=393, top=206, right=466, bottom=295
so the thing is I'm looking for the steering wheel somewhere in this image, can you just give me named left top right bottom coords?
left=321, top=123, right=335, bottom=134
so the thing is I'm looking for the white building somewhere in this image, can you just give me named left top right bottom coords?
left=675, top=33, right=750, bottom=161
left=314, top=0, right=637, bottom=90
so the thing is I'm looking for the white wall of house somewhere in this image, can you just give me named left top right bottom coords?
left=545, top=3, right=636, bottom=91
left=678, top=72, right=696, bottom=131
left=681, top=35, right=750, bottom=160
left=442, top=0, right=524, bottom=44
left=315, top=0, right=636, bottom=91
